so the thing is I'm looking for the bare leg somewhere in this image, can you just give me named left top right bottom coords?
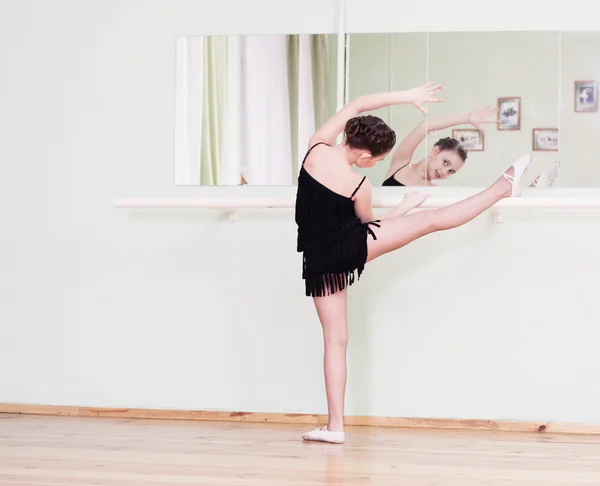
left=368, top=168, right=513, bottom=261
left=301, top=289, right=348, bottom=444
left=314, top=290, right=347, bottom=431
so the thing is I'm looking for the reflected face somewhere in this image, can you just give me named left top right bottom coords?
left=427, top=149, right=465, bottom=180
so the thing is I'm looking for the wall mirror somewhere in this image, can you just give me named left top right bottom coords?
left=174, top=34, right=339, bottom=186
left=174, top=31, right=600, bottom=189
left=348, top=31, right=562, bottom=189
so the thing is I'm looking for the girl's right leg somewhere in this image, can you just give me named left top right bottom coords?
left=302, top=288, right=348, bottom=445
left=367, top=154, right=532, bottom=261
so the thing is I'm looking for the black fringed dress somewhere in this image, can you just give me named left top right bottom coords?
left=295, top=142, right=381, bottom=297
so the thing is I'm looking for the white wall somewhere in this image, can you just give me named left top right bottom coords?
left=2, top=0, right=600, bottom=425
left=345, top=0, right=600, bottom=33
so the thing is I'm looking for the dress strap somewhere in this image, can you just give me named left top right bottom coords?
left=301, top=141, right=329, bottom=166
left=391, top=162, right=410, bottom=177
left=350, top=176, right=367, bottom=198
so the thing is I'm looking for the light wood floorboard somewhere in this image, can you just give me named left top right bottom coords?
left=1, top=414, right=600, bottom=485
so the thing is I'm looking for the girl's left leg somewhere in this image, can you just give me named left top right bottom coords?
left=366, top=154, right=531, bottom=261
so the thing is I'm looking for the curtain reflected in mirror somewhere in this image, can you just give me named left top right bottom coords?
left=174, top=34, right=338, bottom=186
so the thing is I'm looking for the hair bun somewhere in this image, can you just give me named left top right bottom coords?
left=343, top=115, right=396, bottom=158
left=344, top=117, right=363, bottom=139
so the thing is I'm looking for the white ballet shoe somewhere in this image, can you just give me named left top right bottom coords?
left=530, top=161, right=560, bottom=188
left=301, top=426, right=345, bottom=444
left=502, top=153, right=533, bottom=197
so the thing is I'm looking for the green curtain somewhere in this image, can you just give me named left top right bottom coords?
left=200, top=36, right=227, bottom=186
left=286, top=36, right=300, bottom=178
left=286, top=34, right=330, bottom=179
left=311, top=35, right=329, bottom=130
left=198, top=34, right=330, bottom=185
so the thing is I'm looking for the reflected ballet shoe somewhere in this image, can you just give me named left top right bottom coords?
left=530, top=161, right=560, bottom=188
left=301, top=426, right=345, bottom=444
left=503, top=153, right=533, bottom=197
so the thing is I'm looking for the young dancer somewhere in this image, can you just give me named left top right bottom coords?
left=295, top=82, right=532, bottom=444
left=382, top=106, right=498, bottom=186
left=382, top=106, right=560, bottom=188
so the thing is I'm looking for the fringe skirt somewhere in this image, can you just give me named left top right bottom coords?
left=300, top=221, right=381, bottom=297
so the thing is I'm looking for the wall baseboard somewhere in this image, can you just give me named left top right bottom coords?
left=2, top=403, right=600, bottom=435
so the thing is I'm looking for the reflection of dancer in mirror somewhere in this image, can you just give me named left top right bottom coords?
left=382, top=107, right=559, bottom=188
left=382, top=106, right=498, bottom=186
left=295, top=82, right=532, bottom=444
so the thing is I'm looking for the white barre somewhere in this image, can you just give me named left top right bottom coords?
left=113, top=197, right=600, bottom=210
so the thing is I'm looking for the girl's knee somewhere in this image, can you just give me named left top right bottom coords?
left=422, top=210, right=441, bottom=232
left=324, top=331, right=348, bottom=349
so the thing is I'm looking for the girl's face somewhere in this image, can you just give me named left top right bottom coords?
left=426, top=148, right=464, bottom=180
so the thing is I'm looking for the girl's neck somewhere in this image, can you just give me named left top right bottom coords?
left=412, top=158, right=431, bottom=182
left=334, top=144, right=362, bottom=166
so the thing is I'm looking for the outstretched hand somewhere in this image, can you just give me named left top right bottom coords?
left=468, top=106, right=499, bottom=133
left=403, top=191, right=430, bottom=208
left=383, top=191, right=431, bottom=219
left=407, top=82, right=443, bottom=115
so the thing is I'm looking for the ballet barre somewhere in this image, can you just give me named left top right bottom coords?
left=113, top=196, right=600, bottom=223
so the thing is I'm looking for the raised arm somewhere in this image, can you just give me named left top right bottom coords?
left=308, top=82, right=443, bottom=149
left=389, top=106, right=498, bottom=168
left=353, top=182, right=431, bottom=224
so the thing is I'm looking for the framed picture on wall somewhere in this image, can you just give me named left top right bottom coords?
left=532, top=128, right=559, bottom=151
left=497, top=97, right=521, bottom=130
left=453, top=129, right=484, bottom=151
left=574, top=80, right=599, bottom=112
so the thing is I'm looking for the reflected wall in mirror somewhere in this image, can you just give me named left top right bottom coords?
left=347, top=32, right=563, bottom=188
left=347, top=33, right=428, bottom=186
left=174, top=34, right=338, bottom=186
left=560, top=32, right=600, bottom=186
left=426, top=32, right=560, bottom=189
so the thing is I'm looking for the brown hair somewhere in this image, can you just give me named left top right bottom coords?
left=344, top=115, right=396, bottom=157
left=434, top=137, right=468, bottom=162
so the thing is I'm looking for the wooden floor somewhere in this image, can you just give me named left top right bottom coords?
left=1, top=414, right=600, bottom=485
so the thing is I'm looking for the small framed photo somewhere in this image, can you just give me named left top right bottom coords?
left=452, top=129, right=484, bottom=151
left=497, top=97, right=521, bottom=130
left=574, top=80, right=599, bottom=112
left=532, top=128, right=559, bottom=152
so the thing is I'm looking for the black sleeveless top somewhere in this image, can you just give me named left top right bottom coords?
left=295, top=142, right=380, bottom=297
left=382, top=163, right=409, bottom=186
